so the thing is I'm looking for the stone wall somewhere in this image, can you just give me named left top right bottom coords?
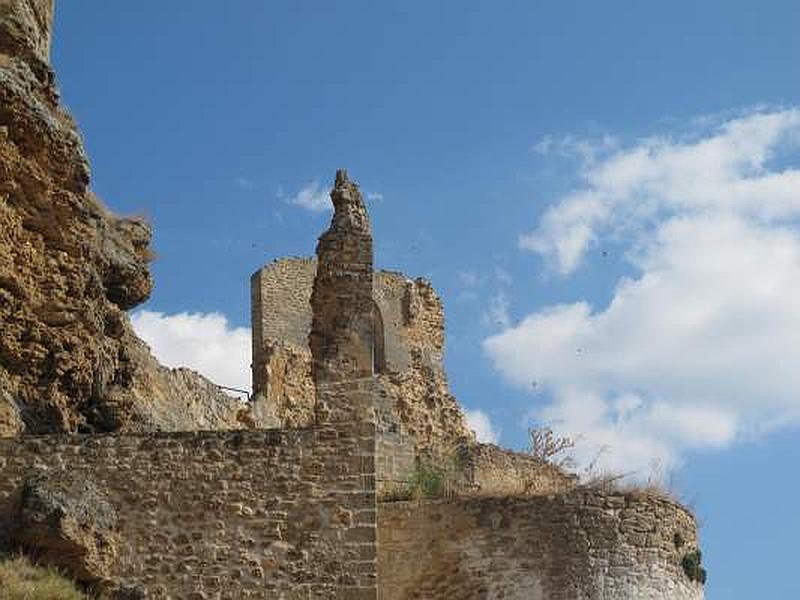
left=374, top=425, right=416, bottom=495
left=378, top=493, right=704, bottom=600
left=250, top=258, right=315, bottom=362
left=250, top=259, right=316, bottom=429
left=373, top=272, right=443, bottom=376
left=0, top=423, right=378, bottom=599
left=250, top=264, right=448, bottom=395
left=250, top=262, right=472, bottom=459
left=458, top=442, right=577, bottom=496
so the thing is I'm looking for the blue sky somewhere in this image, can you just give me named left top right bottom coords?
left=54, top=2, right=799, bottom=598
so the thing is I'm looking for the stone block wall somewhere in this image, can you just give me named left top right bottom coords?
left=458, top=443, right=577, bottom=496
left=250, top=258, right=315, bottom=395
left=378, top=493, right=704, bottom=600
left=250, top=258, right=316, bottom=355
left=372, top=272, right=443, bottom=376
left=375, top=428, right=416, bottom=495
left=0, top=424, right=378, bottom=599
left=250, top=263, right=449, bottom=394
left=250, top=258, right=471, bottom=459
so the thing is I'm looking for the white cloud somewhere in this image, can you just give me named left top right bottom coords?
left=131, top=310, right=251, bottom=393
left=522, top=108, right=800, bottom=275
left=367, top=192, right=384, bottom=202
left=465, top=409, right=499, bottom=444
left=487, top=108, right=800, bottom=476
left=285, top=181, right=332, bottom=213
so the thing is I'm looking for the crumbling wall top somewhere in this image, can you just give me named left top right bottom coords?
left=309, top=170, right=375, bottom=385
left=330, top=169, right=371, bottom=234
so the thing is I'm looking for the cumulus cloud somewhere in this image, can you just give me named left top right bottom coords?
left=522, top=108, right=800, bottom=274
left=487, top=108, right=800, bottom=476
left=465, top=409, right=499, bottom=444
left=284, top=181, right=332, bottom=213
left=131, top=310, right=251, bottom=392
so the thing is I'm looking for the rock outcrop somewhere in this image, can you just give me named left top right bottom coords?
left=16, top=471, right=118, bottom=584
left=0, top=0, right=246, bottom=435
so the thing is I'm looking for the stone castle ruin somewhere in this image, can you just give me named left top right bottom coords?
left=0, top=2, right=705, bottom=598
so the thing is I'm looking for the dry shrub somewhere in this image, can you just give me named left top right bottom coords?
left=0, top=555, right=88, bottom=600
left=526, top=426, right=576, bottom=469
left=578, top=456, right=680, bottom=502
left=525, top=428, right=683, bottom=502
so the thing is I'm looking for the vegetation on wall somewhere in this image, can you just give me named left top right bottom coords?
left=526, top=426, right=576, bottom=468
left=380, top=458, right=461, bottom=502
left=681, top=549, right=708, bottom=585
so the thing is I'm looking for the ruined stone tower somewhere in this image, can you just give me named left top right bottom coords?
left=0, top=4, right=705, bottom=596
left=250, top=171, right=473, bottom=456
left=309, top=169, right=375, bottom=384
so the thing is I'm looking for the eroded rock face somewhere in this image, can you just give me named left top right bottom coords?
left=0, top=0, right=246, bottom=434
left=16, top=470, right=118, bottom=584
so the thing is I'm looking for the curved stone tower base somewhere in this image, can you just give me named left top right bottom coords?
left=379, top=491, right=704, bottom=600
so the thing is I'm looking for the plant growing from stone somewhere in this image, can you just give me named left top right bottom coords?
left=527, top=425, right=576, bottom=468
left=681, top=549, right=707, bottom=585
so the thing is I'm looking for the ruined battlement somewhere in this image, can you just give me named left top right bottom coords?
left=0, top=2, right=705, bottom=595
left=250, top=172, right=471, bottom=462
left=310, top=169, right=375, bottom=385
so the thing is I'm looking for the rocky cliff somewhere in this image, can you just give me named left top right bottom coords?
left=0, top=0, right=246, bottom=435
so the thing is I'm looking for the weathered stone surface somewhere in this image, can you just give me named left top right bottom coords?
left=0, top=0, right=246, bottom=435
left=309, top=169, right=375, bottom=385
left=16, top=470, right=118, bottom=583
left=0, top=370, right=24, bottom=436
left=379, top=492, right=704, bottom=600
left=457, top=441, right=577, bottom=496
left=251, top=254, right=472, bottom=461
left=105, top=584, right=146, bottom=600
left=250, top=340, right=315, bottom=428
left=0, top=5, right=704, bottom=598
left=0, top=425, right=378, bottom=598
left=0, top=0, right=53, bottom=66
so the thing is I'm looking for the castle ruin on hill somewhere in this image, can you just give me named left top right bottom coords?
left=0, top=2, right=705, bottom=598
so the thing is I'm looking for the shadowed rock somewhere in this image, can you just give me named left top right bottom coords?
left=16, top=471, right=118, bottom=584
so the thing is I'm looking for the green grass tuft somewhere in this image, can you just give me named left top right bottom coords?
left=379, top=459, right=461, bottom=502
